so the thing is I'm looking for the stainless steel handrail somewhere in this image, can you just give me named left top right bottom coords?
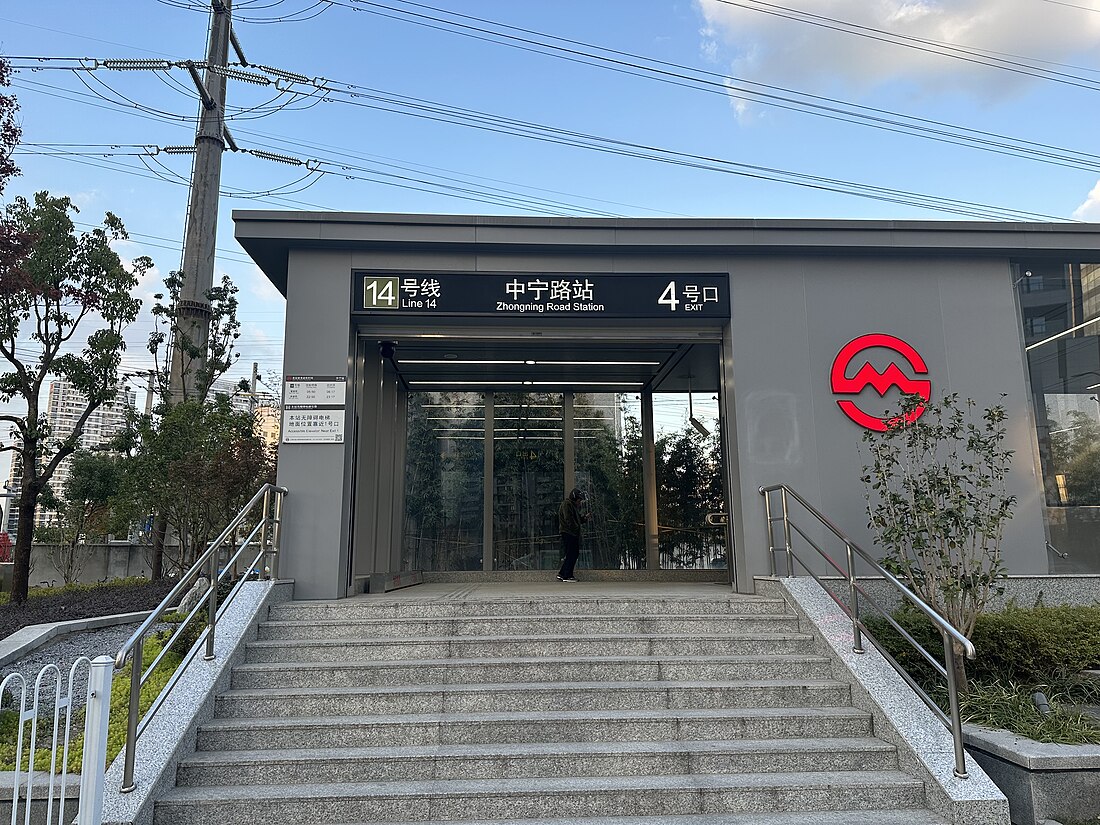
left=114, top=483, right=287, bottom=793
left=1046, top=541, right=1069, bottom=560
left=760, top=483, right=975, bottom=779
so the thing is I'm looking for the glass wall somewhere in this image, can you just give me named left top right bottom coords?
left=1016, top=260, right=1100, bottom=573
left=401, top=392, right=484, bottom=571
left=575, top=393, right=644, bottom=570
left=651, top=392, right=727, bottom=569
left=492, top=393, right=565, bottom=570
left=401, top=388, right=727, bottom=572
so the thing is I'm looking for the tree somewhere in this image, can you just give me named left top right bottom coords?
left=0, top=192, right=148, bottom=603
left=861, top=393, right=1016, bottom=690
left=36, top=451, right=124, bottom=585
left=0, top=57, right=19, bottom=197
left=147, top=270, right=243, bottom=406
left=139, top=271, right=245, bottom=579
left=117, top=398, right=273, bottom=573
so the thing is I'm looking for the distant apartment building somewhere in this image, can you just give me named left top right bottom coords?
left=208, top=375, right=282, bottom=449
left=3, top=380, right=137, bottom=537
left=254, top=400, right=281, bottom=449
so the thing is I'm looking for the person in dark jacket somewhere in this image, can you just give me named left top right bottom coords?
left=557, top=488, right=588, bottom=582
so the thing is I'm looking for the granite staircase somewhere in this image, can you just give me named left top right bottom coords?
left=153, top=587, right=952, bottom=825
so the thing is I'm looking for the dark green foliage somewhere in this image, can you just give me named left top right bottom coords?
left=867, top=603, right=1100, bottom=684
left=115, top=397, right=274, bottom=572
left=157, top=612, right=207, bottom=658
left=864, top=604, right=1100, bottom=744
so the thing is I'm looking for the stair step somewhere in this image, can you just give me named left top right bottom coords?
left=176, top=737, right=897, bottom=785
left=213, top=679, right=852, bottom=718
left=244, top=632, right=818, bottom=662
left=195, top=706, right=875, bottom=750
left=255, top=614, right=801, bottom=640
left=301, top=813, right=951, bottom=825
left=153, top=772, right=928, bottom=825
left=229, top=655, right=835, bottom=689
left=266, top=596, right=792, bottom=620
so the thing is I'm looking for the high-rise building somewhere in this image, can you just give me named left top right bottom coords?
left=44, top=380, right=137, bottom=499
left=2, top=380, right=138, bottom=534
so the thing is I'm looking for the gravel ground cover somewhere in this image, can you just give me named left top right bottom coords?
left=0, top=579, right=178, bottom=719
left=0, top=623, right=146, bottom=720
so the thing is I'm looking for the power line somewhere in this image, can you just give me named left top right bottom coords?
left=16, top=39, right=1100, bottom=179
left=1040, top=0, right=1100, bottom=12
left=18, top=126, right=1066, bottom=224
left=327, top=0, right=1100, bottom=173
left=8, top=53, right=1081, bottom=221
left=710, top=0, right=1100, bottom=92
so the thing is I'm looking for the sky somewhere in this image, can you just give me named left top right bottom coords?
left=2, top=0, right=1100, bottom=482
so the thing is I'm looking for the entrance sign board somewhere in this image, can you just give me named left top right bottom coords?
left=353, top=272, right=729, bottom=319
left=283, top=375, right=347, bottom=444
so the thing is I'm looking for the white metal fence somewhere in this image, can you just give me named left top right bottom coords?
left=1, top=656, right=113, bottom=825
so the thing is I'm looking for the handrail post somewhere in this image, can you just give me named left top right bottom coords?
left=762, top=488, right=777, bottom=576
left=77, top=656, right=114, bottom=825
left=205, top=543, right=219, bottom=661
left=270, top=489, right=283, bottom=579
left=943, top=633, right=969, bottom=778
left=121, top=637, right=142, bottom=792
left=259, top=486, right=272, bottom=578
left=779, top=487, right=794, bottom=577
left=846, top=542, right=864, bottom=654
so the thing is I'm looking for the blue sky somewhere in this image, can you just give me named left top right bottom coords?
left=2, top=0, right=1100, bottom=481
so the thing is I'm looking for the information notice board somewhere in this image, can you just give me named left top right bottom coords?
left=282, top=375, right=346, bottom=444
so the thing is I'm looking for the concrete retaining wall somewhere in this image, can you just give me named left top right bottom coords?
left=0, top=544, right=162, bottom=591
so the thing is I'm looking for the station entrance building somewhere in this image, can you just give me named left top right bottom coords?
left=233, top=212, right=1100, bottom=600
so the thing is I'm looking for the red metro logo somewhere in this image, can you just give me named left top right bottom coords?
left=830, top=334, right=931, bottom=432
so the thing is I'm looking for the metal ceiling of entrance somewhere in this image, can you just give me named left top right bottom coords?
left=361, top=330, right=721, bottom=394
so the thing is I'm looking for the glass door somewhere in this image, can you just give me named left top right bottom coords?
left=492, top=393, right=565, bottom=570
left=401, top=392, right=485, bottom=571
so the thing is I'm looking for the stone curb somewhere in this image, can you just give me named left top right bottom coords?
left=0, top=610, right=152, bottom=669
left=100, top=579, right=294, bottom=825
left=964, top=725, right=1100, bottom=771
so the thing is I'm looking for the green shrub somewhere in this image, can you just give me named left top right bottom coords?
left=958, top=681, right=1100, bottom=745
left=864, top=603, right=1100, bottom=745
left=866, top=603, right=1100, bottom=685
left=974, top=604, right=1100, bottom=682
left=0, top=575, right=152, bottom=606
left=0, top=633, right=182, bottom=773
left=156, top=615, right=207, bottom=658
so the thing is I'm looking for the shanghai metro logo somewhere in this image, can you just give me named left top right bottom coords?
left=830, top=334, right=931, bottom=432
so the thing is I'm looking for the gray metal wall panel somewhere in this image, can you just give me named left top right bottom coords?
left=729, top=255, right=1046, bottom=582
left=277, top=249, right=354, bottom=600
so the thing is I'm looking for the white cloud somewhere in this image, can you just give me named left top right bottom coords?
left=695, top=0, right=1100, bottom=99
left=1074, top=179, right=1100, bottom=221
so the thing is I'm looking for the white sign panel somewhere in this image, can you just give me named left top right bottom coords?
left=283, top=375, right=346, bottom=444
left=285, top=375, right=347, bottom=406
left=282, top=408, right=344, bottom=444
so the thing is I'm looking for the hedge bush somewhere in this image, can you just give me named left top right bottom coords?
left=864, top=603, right=1100, bottom=744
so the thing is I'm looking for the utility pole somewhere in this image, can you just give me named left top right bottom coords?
left=170, top=0, right=233, bottom=402
left=249, top=360, right=259, bottom=414
left=152, top=0, right=235, bottom=581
